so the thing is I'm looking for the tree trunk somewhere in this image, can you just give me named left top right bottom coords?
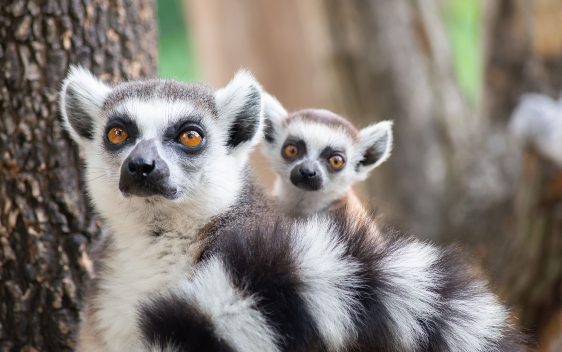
left=0, top=0, right=157, bottom=350
left=484, top=1, right=562, bottom=349
left=184, top=0, right=562, bottom=347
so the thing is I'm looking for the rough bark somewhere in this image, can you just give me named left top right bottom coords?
left=184, top=0, right=562, bottom=347
left=0, top=0, right=157, bottom=350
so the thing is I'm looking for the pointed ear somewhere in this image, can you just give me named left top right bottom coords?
left=356, top=121, right=393, bottom=178
left=262, top=92, right=287, bottom=144
left=215, top=70, right=263, bottom=153
left=59, top=66, right=111, bottom=145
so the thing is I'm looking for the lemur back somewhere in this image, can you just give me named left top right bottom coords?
left=261, top=93, right=392, bottom=218
left=60, top=67, right=530, bottom=352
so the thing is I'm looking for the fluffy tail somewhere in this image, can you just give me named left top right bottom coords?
left=138, top=212, right=530, bottom=352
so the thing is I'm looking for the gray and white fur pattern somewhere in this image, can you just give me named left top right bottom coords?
left=60, top=67, right=529, bottom=351
left=262, top=93, right=393, bottom=216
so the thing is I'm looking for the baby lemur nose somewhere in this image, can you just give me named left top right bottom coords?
left=127, top=158, right=156, bottom=181
left=299, top=166, right=317, bottom=178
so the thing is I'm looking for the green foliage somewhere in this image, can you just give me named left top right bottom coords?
left=157, top=0, right=199, bottom=81
left=444, top=0, right=482, bottom=107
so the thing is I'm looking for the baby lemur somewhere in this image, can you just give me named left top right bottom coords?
left=262, top=93, right=392, bottom=217
left=60, top=67, right=528, bottom=351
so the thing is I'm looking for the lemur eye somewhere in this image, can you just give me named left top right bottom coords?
left=180, top=130, right=202, bottom=147
left=328, top=155, right=345, bottom=169
left=107, top=127, right=128, bottom=144
left=284, top=144, right=299, bottom=158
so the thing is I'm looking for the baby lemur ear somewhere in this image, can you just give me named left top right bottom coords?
left=262, top=92, right=287, bottom=144
left=59, top=65, right=111, bottom=146
left=215, top=70, right=263, bottom=153
left=356, top=120, right=393, bottom=179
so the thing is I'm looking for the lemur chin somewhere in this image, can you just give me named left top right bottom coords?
left=262, top=93, right=392, bottom=217
left=60, top=67, right=529, bottom=352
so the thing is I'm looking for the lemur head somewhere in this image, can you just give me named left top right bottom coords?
left=60, top=66, right=263, bottom=230
left=262, top=93, right=392, bottom=205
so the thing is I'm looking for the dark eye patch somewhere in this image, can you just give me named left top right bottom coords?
left=103, top=113, right=139, bottom=151
left=281, top=137, right=307, bottom=161
left=162, top=115, right=207, bottom=155
left=320, top=146, right=346, bottom=172
left=163, top=115, right=205, bottom=141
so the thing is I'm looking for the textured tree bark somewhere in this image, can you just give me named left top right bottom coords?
left=185, top=0, right=562, bottom=346
left=0, top=0, right=157, bottom=350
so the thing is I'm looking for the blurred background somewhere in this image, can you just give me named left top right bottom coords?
left=156, top=0, right=562, bottom=349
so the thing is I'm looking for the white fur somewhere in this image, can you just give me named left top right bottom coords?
left=379, top=241, right=442, bottom=349
left=380, top=240, right=510, bottom=351
left=262, top=94, right=393, bottom=216
left=172, top=258, right=280, bottom=352
left=59, top=66, right=111, bottom=146
left=292, top=217, right=362, bottom=350
left=356, top=120, right=394, bottom=179
left=268, top=119, right=360, bottom=215
left=215, top=69, right=265, bottom=164
left=60, top=67, right=265, bottom=351
left=440, top=284, right=509, bottom=352
left=262, top=92, right=287, bottom=135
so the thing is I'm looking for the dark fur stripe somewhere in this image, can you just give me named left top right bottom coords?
left=139, top=293, right=235, bottom=352
left=205, top=220, right=325, bottom=352
left=227, top=86, right=261, bottom=148
left=65, top=84, right=95, bottom=139
left=328, top=207, right=531, bottom=351
left=141, top=198, right=530, bottom=352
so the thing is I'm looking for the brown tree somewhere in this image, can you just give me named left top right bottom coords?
left=0, top=0, right=157, bottom=350
left=185, top=0, right=562, bottom=348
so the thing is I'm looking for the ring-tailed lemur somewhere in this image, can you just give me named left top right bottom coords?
left=60, top=66, right=529, bottom=352
left=261, top=93, right=392, bottom=217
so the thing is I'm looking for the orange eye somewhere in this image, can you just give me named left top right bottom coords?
left=284, top=144, right=299, bottom=158
left=180, top=130, right=202, bottom=147
left=328, top=155, right=344, bottom=169
left=107, top=127, right=128, bottom=144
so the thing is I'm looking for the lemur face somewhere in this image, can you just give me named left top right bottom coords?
left=262, top=93, right=392, bottom=195
left=60, top=66, right=263, bottom=221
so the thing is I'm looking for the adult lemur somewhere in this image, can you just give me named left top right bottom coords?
left=262, top=93, right=391, bottom=217
left=60, top=66, right=528, bottom=351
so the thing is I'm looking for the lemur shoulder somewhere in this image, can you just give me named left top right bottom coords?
left=60, top=67, right=529, bottom=352
left=262, top=93, right=392, bottom=220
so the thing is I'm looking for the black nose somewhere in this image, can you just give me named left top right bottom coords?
left=127, top=158, right=156, bottom=181
left=299, top=167, right=317, bottom=178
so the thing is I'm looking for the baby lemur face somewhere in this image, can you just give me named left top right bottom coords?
left=60, top=66, right=263, bottom=226
left=262, top=93, right=392, bottom=198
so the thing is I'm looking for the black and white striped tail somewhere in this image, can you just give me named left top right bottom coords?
left=139, top=211, right=529, bottom=352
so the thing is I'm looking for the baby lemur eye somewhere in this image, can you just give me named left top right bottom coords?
left=284, top=144, right=299, bottom=158
left=179, top=130, right=202, bottom=147
left=107, top=127, right=128, bottom=144
left=328, top=155, right=345, bottom=169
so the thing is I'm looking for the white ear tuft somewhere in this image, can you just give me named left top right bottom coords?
left=356, top=120, right=393, bottom=179
left=215, top=69, right=264, bottom=153
left=262, top=92, right=287, bottom=144
left=59, top=65, right=111, bottom=145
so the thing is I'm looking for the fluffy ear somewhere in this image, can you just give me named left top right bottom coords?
left=262, top=92, right=287, bottom=144
left=356, top=120, right=393, bottom=178
left=59, top=66, right=110, bottom=145
left=215, top=70, right=263, bottom=153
